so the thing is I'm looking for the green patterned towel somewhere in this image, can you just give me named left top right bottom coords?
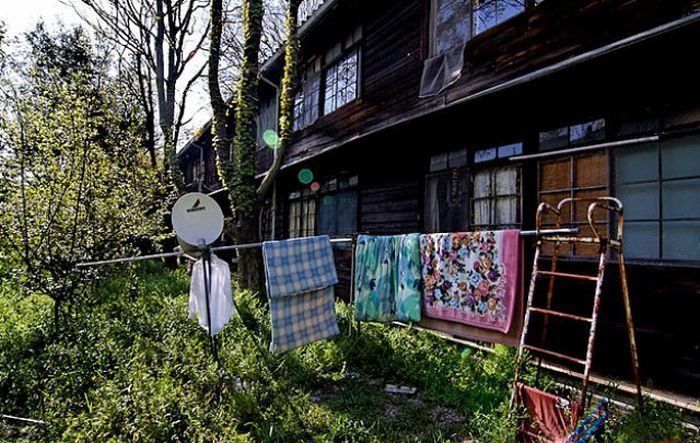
left=353, top=234, right=422, bottom=323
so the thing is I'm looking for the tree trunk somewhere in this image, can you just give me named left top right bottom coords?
left=155, top=0, right=185, bottom=194
left=257, top=0, right=302, bottom=198
left=209, top=0, right=234, bottom=189
left=231, top=0, right=265, bottom=292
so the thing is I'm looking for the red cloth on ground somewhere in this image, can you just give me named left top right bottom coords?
left=517, top=383, right=581, bottom=443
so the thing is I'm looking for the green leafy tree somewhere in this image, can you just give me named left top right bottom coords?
left=0, top=25, right=164, bottom=327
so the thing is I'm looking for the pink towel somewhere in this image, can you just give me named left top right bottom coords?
left=419, top=230, right=521, bottom=333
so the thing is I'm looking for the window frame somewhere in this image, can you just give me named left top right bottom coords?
left=286, top=174, right=359, bottom=239
left=612, top=136, right=700, bottom=263
left=322, top=45, right=362, bottom=116
left=536, top=149, right=611, bottom=258
left=469, top=164, right=523, bottom=231
left=287, top=190, right=317, bottom=239
left=424, top=148, right=524, bottom=233
left=429, top=0, right=536, bottom=57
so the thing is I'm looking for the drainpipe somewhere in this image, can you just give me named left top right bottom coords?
left=259, top=74, right=280, bottom=239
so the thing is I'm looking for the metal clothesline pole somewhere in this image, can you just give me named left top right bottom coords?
left=75, top=230, right=578, bottom=268
left=75, top=238, right=355, bottom=268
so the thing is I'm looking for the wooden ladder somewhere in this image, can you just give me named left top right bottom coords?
left=511, top=197, right=643, bottom=410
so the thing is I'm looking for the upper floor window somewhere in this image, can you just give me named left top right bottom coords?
left=474, top=0, right=526, bottom=35
left=293, top=59, right=321, bottom=131
left=292, top=27, right=362, bottom=130
left=323, top=27, right=362, bottom=115
left=324, top=49, right=360, bottom=115
left=431, top=0, right=526, bottom=56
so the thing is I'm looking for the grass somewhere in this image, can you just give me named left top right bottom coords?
left=0, top=262, right=696, bottom=442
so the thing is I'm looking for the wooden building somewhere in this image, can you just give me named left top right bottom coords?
left=180, top=0, right=700, bottom=402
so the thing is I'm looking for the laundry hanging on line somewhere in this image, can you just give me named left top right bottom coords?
left=419, top=230, right=521, bottom=333
left=262, top=235, right=340, bottom=353
left=353, top=234, right=422, bottom=323
left=188, top=254, right=235, bottom=337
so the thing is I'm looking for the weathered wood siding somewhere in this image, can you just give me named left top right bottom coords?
left=257, top=0, right=700, bottom=173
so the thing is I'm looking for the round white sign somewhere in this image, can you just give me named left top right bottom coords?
left=171, top=192, right=224, bottom=248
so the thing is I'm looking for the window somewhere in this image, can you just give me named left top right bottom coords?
left=474, top=142, right=523, bottom=163
left=538, top=151, right=609, bottom=256
left=614, top=135, right=700, bottom=261
left=432, top=0, right=473, bottom=55
left=317, top=176, right=358, bottom=237
left=323, top=48, right=360, bottom=114
left=471, top=166, right=521, bottom=230
left=293, top=60, right=321, bottom=131
left=473, top=0, right=526, bottom=35
left=539, top=118, right=606, bottom=151
left=425, top=167, right=470, bottom=233
left=431, top=0, right=527, bottom=55
left=288, top=190, right=316, bottom=238
left=287, top=175, right=358, bottom=239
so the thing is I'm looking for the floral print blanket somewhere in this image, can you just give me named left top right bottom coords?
left=419, top=230, right=521, bottom=333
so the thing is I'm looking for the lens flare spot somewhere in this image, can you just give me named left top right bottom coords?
left=310, top=182, right=321, bottom=192
left=298, top=168, right=314, bottom=185
left=322, top=196, right=333, bottom=206
left=263, top=130, right=280, bottom=149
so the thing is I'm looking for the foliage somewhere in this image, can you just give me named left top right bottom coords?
left=1, top=263, right=695, bottom=442
left=0, top=25, right=164, bottom=316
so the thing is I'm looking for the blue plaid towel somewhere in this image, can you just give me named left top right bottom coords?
left=262, top=235, right=338, bottom=298
left=268, top=286, right=340, bottom=353
left=262, top=236, right=340, bottom=353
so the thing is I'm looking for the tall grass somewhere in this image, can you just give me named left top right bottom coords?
left=0, top=262, right=694, bottom=442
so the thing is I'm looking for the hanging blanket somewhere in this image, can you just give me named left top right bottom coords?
left=354, top=235, right=396, bottom=322
left=393, top=234, right=422, bottom=322
left=353, top=234, right=423, bottom=323
left=262, top=236, right=339, bottom=353
left=419, top=230, right=521, bottom=333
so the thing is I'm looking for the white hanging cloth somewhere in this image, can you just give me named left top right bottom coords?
left=188, top=254, right=235, bottom=336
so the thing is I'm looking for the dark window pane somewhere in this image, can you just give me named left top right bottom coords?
left=475, top=148, right=497, bottom=163
left=662, top=221, right=700, bottom=260
left=539, top=127, right=569, bottom=151
left=336, top=190, right=358, bottom=235
left=498, top=142, right=523, bottom=158
left=615, top=143, right=658, bottom=184
left=448, top=149, right=468, bottom=168
left=624, top=221, right=660, bottom=259
left=317, top=193, right=338, bottom=236
left=569, top=118, right=605, bottom=144
left=430, top=153, right=448, bottom=172
left=661, top=134, right=700, bottom=180
left=662, top=178, right=700, bottom=220
left=616, top=182, right=659, bottom=221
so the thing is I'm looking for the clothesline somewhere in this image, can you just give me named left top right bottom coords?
left=75, top=228, right=578, bottom=268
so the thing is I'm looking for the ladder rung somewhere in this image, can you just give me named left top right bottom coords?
left=523, top=344, right=587, bottom=365
left=537, top=270, right=598, bottom=282
left=540, top=235, right=600, bottom=244
left=529, top=307, right=592, bottom=323
left=540, top=235, right=622, bottom=248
